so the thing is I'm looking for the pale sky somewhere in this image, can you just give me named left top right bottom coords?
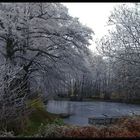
left=61, top=3, right=129, bottom=52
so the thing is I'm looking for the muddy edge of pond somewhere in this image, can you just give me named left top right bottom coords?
left=51, top=97, right=140, bottom=105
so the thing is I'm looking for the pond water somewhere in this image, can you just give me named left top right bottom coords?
left=46, top=100, right=140, bottom=126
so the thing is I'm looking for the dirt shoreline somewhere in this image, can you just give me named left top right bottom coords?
left=53, top=97, right=140, bottom=105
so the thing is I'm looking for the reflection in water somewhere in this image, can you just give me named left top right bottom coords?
left=46, top=100, right=140, bottom=126
left=47, top=100, right=74, bottom=114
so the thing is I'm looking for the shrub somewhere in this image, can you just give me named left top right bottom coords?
left=27, top=97, right=45, bottom=111
left=0, top=130, right=14, bottom=137
left=51, top=118, right=64, bottom=126
left=35, top=123, right=62, bottom=138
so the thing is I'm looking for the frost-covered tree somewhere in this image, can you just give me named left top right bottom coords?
left=97, top=3, right=140, bottom=101
left=0, top=3, right=93, bottom=128
left=0, top=3, right=93, bottom=92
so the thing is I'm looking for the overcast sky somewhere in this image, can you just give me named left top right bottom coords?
left=61, top=3, right=127, bottom=52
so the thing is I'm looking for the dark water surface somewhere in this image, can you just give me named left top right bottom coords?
left=46, top=100, right=140, bottom=126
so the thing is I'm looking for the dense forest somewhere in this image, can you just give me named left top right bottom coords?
left=0, top=2, right=139, bottom=137
left=49, top=3, right=140, bottom=103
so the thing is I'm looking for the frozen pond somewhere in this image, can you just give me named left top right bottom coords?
left=46, top=100, right=140, bottom=126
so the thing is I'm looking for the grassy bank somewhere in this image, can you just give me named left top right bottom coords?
left=0, top=97, right=65, bottom=137
left=1, top=106, right=140, bottom=138
left=34, top=115, right=140, bottom=138
left=19, top=98, right=65, bottom=136
left=20, top=109, right=63, bottom=136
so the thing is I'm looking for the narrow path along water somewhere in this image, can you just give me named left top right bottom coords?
left=46, top=100, right=140, bottom=126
